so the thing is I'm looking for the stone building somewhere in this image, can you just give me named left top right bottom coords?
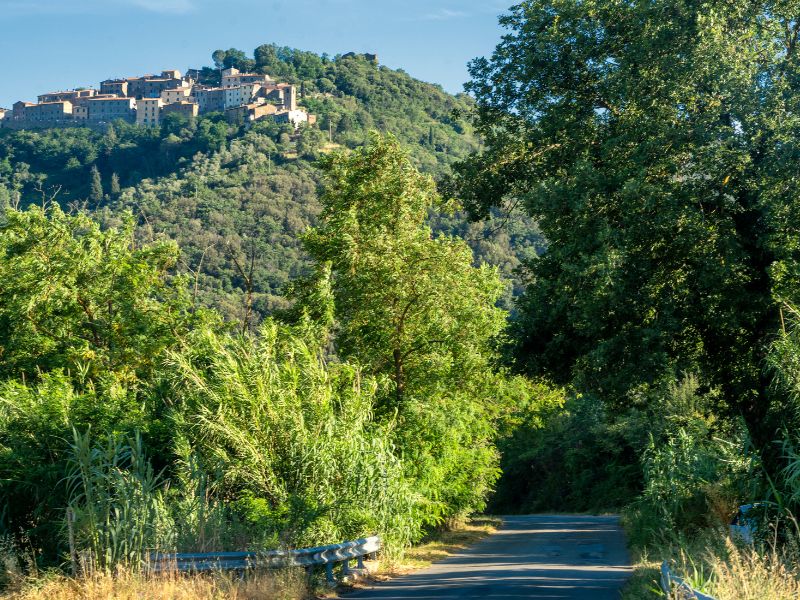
left=261, top=83, right=297, bottom=111
left=162, top=101, right=199, bottom=119
left=272, top=108, right=310, bottom=128
left=136, top=98, right=163, bottom=126
left=221, top=67, right=272, bottom=89
left=127, top=75, right=183, bottom=99
left=161, top=86, right=192, bottom=105
left=193, top=87, right=226, bottom=113
left=85, top=97, right=136, bottom=122
left=224, top=83, right=262, bottom=110
left=37, top=89, right=96, bottom=104
left=21, top=101, right=74, bottom=124
left=225, top=102, right=277, bottom=123
left=12, top=101, right=35, bottom=120
left=100, top=79, right=129, bottom=97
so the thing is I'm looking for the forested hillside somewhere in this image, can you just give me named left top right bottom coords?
left=0, top=48, right=543, bottom=320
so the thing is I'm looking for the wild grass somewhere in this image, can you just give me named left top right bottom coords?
left=0, top=519, right=501, bottom=600
left=0, top=569, right=308, bottom=600
left=701, top=538, right=800, bottom=599
left=357, top=516, right=500, bottom=578
left=622, top=525, right=800, bottom=599
left=396, top=517, right=501, bottom=571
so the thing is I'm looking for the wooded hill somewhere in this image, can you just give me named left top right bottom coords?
left=0, top=47, right=544, bottom=321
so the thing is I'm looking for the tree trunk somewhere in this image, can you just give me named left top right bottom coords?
left=393, top=347, right=404, bottom=405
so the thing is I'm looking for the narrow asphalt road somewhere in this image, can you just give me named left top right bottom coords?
left=345, top=515, right=632, bottom=599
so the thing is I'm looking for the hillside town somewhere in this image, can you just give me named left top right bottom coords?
left=0, top=67, right=315, bottom=129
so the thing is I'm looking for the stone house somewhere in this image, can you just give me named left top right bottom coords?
left=136, top=98, right=163, bottom=126
left=37, top=89, right=96, bottom=104
left=162, top=101, right=199, bottom=119
left=221, top=67, right=272, bottom=89
left=193, top=87, right=226, bottom=113
left=225, top=102, right=277, bottom=123
left=85, top=97, right=136, bottom=122
left=100, top=79, right=129, bottom=97
left=161, top=86, right=192, bottom=105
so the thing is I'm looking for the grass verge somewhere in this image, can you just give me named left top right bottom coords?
left=619, top=521, right=800, bottom=599
left=620, top=555, right=661, bottom=599
left=0, top=518, right=501, bottom=600
left=334, top=516, right=501, bottom=596
left=0, top=568, right=308, bottom=600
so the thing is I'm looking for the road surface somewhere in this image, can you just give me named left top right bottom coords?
left=346, top=515, right=632, bottom=599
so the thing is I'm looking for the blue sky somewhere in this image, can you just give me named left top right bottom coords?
left=0, top=0, right=510, bottom=108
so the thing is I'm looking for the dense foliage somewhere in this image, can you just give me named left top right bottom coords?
left=450, top=0, right=800, bottom=515
left=0, top=134, right=545, bottom=576
left=298, top=136, right=528, bottom=523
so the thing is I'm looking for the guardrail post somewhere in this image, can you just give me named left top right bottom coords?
left=357, top=555, right=365, bottom=569
left=342, top=559, right=351, bottom=577
left=325, top=561, right=335, bottom=584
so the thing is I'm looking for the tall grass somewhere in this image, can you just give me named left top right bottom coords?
left=165, top=321, right=423, bottom=555
left=65, top=430, right=174, bottom=573
left=0, top=569, right=307, bottom=600
left=705, top=538, right=800, bottom=599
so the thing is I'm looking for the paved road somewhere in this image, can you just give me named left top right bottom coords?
left=346, top=515, right=632, bottom=599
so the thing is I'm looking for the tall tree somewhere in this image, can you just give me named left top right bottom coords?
left=110, top=172, right=121, bottom=198
left=302, top=134, right=512, bottom=520
left=453, top=0, right=800, bottom=442
left=304, top=134, right=506, bottom=407
left=89, top=165, right=103, bottom=204
left=0, top=205, right=201, bottom=383
left=211, top=49, right=226, bottom=69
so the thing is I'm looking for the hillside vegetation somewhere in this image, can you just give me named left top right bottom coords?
left=0, top=49, right=543, bottom=320
left=0, top=133, right=551, bottom=587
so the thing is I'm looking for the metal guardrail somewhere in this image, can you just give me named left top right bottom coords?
left=660, top=561, right=717, bottom=600
left=149, top=535, right=380, bottom=584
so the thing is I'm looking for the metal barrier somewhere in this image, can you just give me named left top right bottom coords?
left=660, top=561, right=717, bottom=600
left=149, top=535, right=380, bottom=584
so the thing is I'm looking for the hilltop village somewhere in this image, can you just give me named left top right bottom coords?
left=0, top=67, right=315, bottom=129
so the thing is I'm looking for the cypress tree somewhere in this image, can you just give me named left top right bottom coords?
left=89, top=166, right=103, bottom=204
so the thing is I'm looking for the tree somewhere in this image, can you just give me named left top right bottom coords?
left=296, top=125, right=326, bottom=160
left=0, top=205, right=202, bottom=383
left=453, top=0, right=800, bottom=442
left=302, top=134, right=512, bottom=521
left=89, top=164, right=103, bottom=204
left=110, top=172, right=121, bottom=197
left=222, top=48, right=248, bottom=70
left=211, top=49, right=226, bottom=69
left=304, top=133, right=506, bottom=406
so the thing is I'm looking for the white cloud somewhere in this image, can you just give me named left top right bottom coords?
left=0, top=0, right=195, bottom=15
left=123, top=0, right=195, bottom=13
left=419, top=8, right=468, bottom=20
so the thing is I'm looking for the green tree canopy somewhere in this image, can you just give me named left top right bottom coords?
left=300, top=134, right=516, bottom=521
left=304, top=134, right=506, bottom=406
left=454, top=0, right=800, bottom=441
left=0, top=205, right=203, bottom=384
